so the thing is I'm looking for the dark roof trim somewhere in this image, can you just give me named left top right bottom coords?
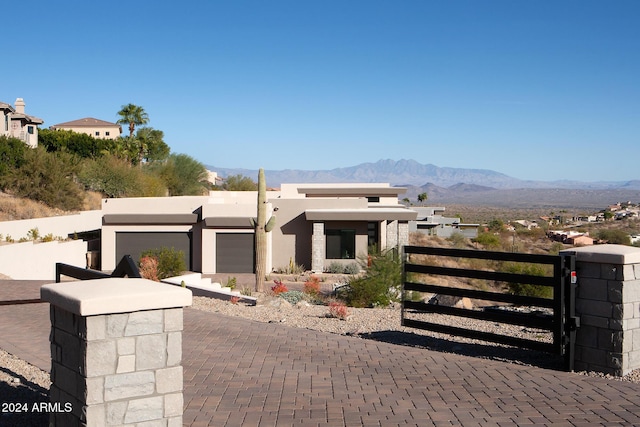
left=204, top=217, right=253, bottom=228
left=103, top=214, right=198, bottom=225
left=297, top=187, right=407, bottom=197
left=305, top=209, right=417, bottom=221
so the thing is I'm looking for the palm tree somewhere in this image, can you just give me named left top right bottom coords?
left=116, top=104, right=149, bottom=137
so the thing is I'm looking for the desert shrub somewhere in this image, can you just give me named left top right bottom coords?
left=225, top=276, right=237, bottom=290
left=447, top=232, right=467, bottom=248
left=548, top=242, right=566, bottom=255
left=78, top=155, right=144, bottom=197
left=343, top=262, right=360, bottom=275
left=271, top=279, right=288, bottom=295
left=279, top=290, right=306, bottom=305
left=303, top=275, right=321, bottom=296
left=139, top=256, right=160, bottom=281
left=338, top=249, right=402, bottom=308
left=26, top=228, right=40, bottom=241
left=5, top=147, right=84, bottom=211
left=472, top=232, right=502, bottom=249
left=140, top=247, right=186, bottom=279
left=324, top=261, right=345, bottom=274
left=596, top=229, right=631, bottom=245
left=0, top=136, right=26, bottom=184
left=327, top=301, right=349, bottom=320
left=503, top=262, right=553, bottom=299
left=274, top=257, right=306, bottom=274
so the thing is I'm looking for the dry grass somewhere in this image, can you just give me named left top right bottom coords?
left=0, top=190, right=102, bottom=221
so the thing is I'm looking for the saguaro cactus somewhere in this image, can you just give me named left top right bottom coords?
left=251, top=168, right=276, bottom=292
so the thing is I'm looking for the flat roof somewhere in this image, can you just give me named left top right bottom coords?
left=305, top=208, right=417, bottom=221
left=298, top=187, right=407, bottom=197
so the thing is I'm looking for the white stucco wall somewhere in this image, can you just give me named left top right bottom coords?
left=0, top=210, right=102, bottom=241
left=0, top=240, right=88, bottom=280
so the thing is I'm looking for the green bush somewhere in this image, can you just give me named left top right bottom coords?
left=4, top=147, right=84, bottom=210
left=338, top=249, right=402, bottom=308
left=595, top=229, right=631, bottom=245
left=503, top=262, right=553, bottom=299
left=472, top=232, right=502, bottom=249
left=140, top=247, right=186, bottom=279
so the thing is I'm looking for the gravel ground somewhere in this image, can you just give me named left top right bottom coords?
left=2, top=293, right=640, bottom=426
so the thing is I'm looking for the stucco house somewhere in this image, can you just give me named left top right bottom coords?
left=0, top=98, right=44, bottom=147
left=50, top=117, right=122, bottom=140
left=101, top=183, right=417, bottom=274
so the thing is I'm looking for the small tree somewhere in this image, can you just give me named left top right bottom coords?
left=417, top=192, right=428, bottom=204
left=220, top=174, right=258, bottom=191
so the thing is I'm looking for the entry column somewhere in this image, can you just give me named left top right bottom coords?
left=41, top=278, right=192, bottom=427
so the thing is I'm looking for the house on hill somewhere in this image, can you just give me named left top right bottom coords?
left=100, top=183, right=418, bottom=274
left=409, top=207, right=479, bottom=239
left=50, top=117, right=122, bottom=139
left=0, top=98, right=44, bottom=147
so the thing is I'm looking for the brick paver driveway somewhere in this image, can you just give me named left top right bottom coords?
left=2, top=280, right=640, bottom=426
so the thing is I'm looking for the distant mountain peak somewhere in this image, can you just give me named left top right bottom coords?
left=207, top=158, right=640, bottom=191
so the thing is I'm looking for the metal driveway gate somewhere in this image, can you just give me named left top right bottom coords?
left=402, top=246, right=578, bottom=371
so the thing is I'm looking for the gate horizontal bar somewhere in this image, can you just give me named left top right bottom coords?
left=404, top=282, right=554, bottom=308
left=405, top=245, right=561, bottom=265
left=403, top=300, right=555, bottom=330
left=401, top=318, right=555, bottom=353
left=405, top=263, right=556, bottom=287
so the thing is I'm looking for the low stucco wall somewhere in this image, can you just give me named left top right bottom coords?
left=0, top=210, right=102, bottom=241
left=0, top=240, right=88, bottom=280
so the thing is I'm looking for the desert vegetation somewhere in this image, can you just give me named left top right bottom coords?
left=0, top=104, right=210, bottom=217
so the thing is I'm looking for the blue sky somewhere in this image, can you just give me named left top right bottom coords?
left=4, top=1, right=639, bottom=182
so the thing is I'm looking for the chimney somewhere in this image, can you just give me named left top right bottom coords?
left=15, top=98, right=25, bottom=114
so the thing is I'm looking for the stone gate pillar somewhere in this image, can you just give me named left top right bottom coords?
left=563, top=245, right=640, bottom=375
left=41, top=278, right=192, bottom=427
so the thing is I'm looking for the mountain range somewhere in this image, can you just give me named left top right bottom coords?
left=208, top=159, right=640, bottom=210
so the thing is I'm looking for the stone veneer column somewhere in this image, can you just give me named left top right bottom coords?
left=41, top=278, right=192, bottom=427
left=562, top=245, right=640, bottom=376
left=311, top=222, right=325, bottom=274
left=386, top=220, right=399, bottom=250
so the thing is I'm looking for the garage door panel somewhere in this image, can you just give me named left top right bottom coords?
left=217, top=233, right=254, bottom=273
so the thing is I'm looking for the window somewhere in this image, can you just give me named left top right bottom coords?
left=326, top=229, right=355, bottom=259
left=105, top=131, right=110, bottom=136
left=367, top=222, right=378, bottom=249
left=27, top=126, right=34, bottom=134
left=95, top=131, right=100, bottom=136
left=366, top=196, right=380, bottom=203
left=4, top=115, right=7, bottom=131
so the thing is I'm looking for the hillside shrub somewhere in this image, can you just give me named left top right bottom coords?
left=596, top=229, right=631, bottom=245
left=140, top=247, right=186, bottom=279
left=502, top=262, right=553, bottom=299
left=5, top=147, right=83, bottom=210
left=472, top=232, right=502, bottom=249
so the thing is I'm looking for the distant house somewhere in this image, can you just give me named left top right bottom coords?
left=409, top=207, right=479, bottom=239
left=548, top=230, right=594, bottom=246
left=50, top=117, right=122, bottom=140
left=0, top=98, right=44, bottom=147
